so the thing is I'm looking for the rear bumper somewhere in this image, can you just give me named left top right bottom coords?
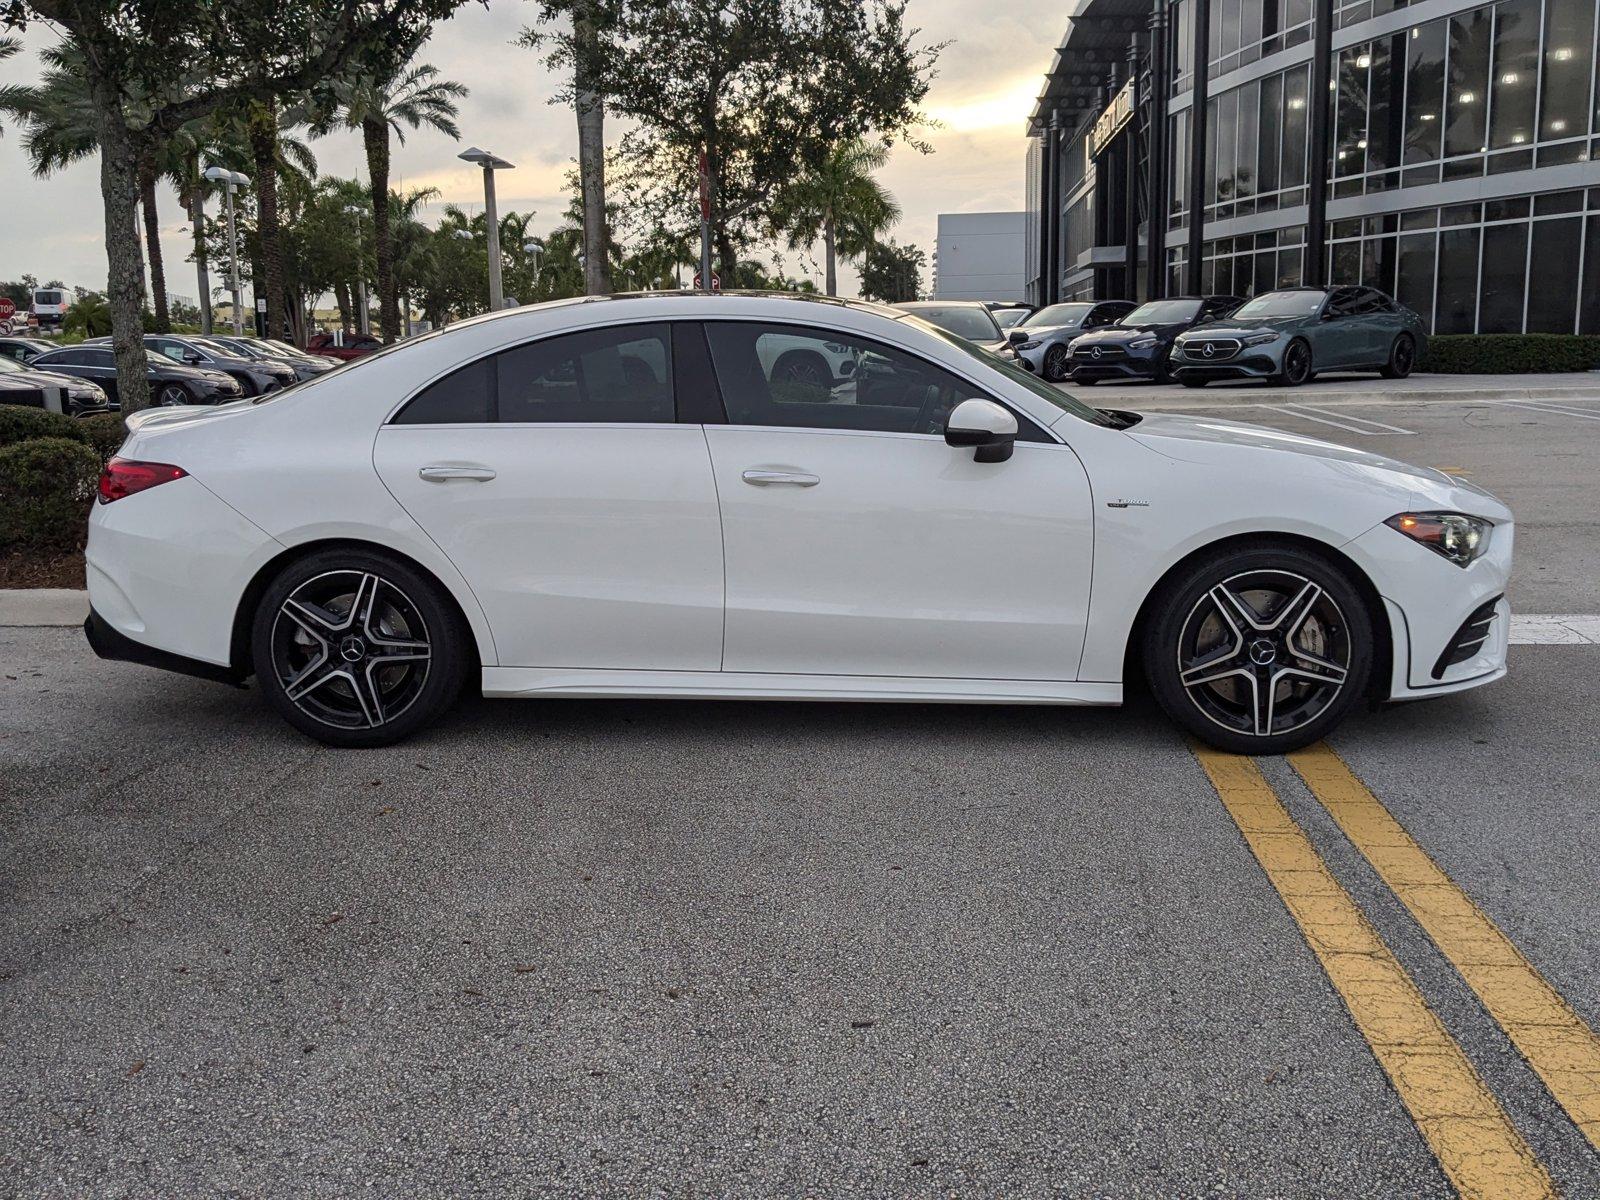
left=84, top=609, right=245, bottom=685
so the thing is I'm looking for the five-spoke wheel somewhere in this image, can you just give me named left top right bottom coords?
left=1144, top=546, right=1372, bottom=754
left=252, top=550, right=467, bottom=747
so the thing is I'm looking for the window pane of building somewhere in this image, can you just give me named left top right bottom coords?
left=1205, top=96, right=1220, bottom=208
left=1489, top=0, right=1539, bottom=151
left=1335, top=44, right=1370, bottom=177
left=1444, top=9, right=1493, bottom=159
left=1541, top=0, right=1596, bottom=143
left=1366, top=35, right=1405, bottom=173
left=1478, top=221, right=1528, bottom=332
left=1259, top=72, right=1283, bottom=194
left=1526, top=217, right=1581, bottom=332
left=1435, top=227, right=1480, bottom=332
left=1405, top=19, right=1447, bottom=164
left=1237, top=81, right=1259, bottom=197
left=1396, top=232, right=1436, bottom=326
left=1277, top=245, right=1304, bottom=286
left=1283, top=65, right=1310, bottom=188
left=1217, top=88, right=1238, bottom=204
left=1581, top=216, right=1600, bottom=334
left=1333, top=239, right=1361, bottom=283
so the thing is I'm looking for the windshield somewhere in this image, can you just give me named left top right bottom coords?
left=899, top=314, right=1116, bottom=429
left=1123, top=299, right=1202, bottom=324
left=900, top=305, right=1002, bottom=342
left=189, top=337, right=240, bottom=358
left=993, top=309, right=1030, bottom=329
left=265, top=339, right=312, bottom=358
left=1025, top=303, right=1094, bottom=328
left=1229, top=290, right=1325, bottom=318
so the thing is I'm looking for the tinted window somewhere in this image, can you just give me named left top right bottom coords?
left=1026, top=303, right=1095, bottom=327
left=897, top=305, right=1001, bottom=342
left=1123, top=300, right=1203, bottom=324
left=1230, top=290, right=1326, bottom=318
left=394, top=323, right=674, bottom=425
left=704, top=322, right=1027, bottom=437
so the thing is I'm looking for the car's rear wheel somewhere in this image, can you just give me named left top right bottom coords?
left=1380, top=333, right=1416, bottom=379
left=1274, top=339, right=1313, bottom=387
left=251, top=549, right=469, bottom=748
left=1042, top=344, right=1069, bottom=382
left=1142, top=544, right=1372, bottom=755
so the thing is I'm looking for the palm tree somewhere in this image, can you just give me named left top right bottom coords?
left=771, top=140, right=901, bottom=297
left=0, top=37, right=24, bottom=138
left=319, top=45, right=466, bottom=342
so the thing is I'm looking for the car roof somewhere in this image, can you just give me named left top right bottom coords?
left=896, top=300, right=989, bottom=310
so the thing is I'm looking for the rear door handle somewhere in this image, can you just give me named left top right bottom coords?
left=741, top=470, right=820, bottom=487
left=419, top=465, right=497, bottom=483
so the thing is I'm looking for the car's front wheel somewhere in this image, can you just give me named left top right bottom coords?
left=1142, top=544, right=1372, bottom=755
left=1274, top=339, right=1313, bottom=387
left=157, top=383, right=189, bottom=407
left=1380, top=333, right=1416, bottom=379
left=251, top=549, right=469, bottom=747
left=1042, top=344, right=1069, bottom=382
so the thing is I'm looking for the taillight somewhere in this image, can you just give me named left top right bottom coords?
left=97, top=457, right=187, bottom=504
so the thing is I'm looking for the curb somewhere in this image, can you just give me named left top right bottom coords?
left=0, top=588, right=89, bottom=627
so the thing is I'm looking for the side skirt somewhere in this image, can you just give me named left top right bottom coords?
left=481, top=667, right=1122, bottom=706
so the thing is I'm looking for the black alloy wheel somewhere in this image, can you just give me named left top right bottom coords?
left=1144, top=545, right=1372, bottom=755
left=1042, top=344, right=1069, bottom=382
left=1277, top=339, right=1313, bottom=387
left=1381, top=333, right=1416, bottom=379
left=252, top=550, right=468, bottom=747
left=157, top=383, right=189, bottom=406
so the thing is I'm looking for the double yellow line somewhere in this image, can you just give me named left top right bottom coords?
left=1195, top=743, right=1600, bottom=1200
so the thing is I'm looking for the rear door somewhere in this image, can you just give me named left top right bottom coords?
left=697, top=320, right=1094, bottom=681
left=373, top=321, right=725, bottom=671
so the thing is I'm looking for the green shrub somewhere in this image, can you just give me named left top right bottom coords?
left=79, top=412, right=129, bottom=463
left=0, top=405, right=91, bottom=449
left=1420, top=333, right=1600, bottom=374
left=0, top=436, right=103, bottom=550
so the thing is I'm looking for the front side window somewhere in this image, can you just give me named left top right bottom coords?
left=394, top=323, right=674, bottom=425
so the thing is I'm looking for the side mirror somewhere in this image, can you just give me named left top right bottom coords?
left=944, top=397, right=1018, bottom=463
left=1007, top=328, right=1029, bottom=347
left=184, top=350, right=204, bottom=363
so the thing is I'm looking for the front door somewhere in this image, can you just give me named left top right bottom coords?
left=698, top=321, right=1095, bottom=681
left=373, top=321, right=725, bottom=671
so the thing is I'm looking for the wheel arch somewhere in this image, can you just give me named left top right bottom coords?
left=1119, top=530, right=1392, bottom=703
left=228, top=537, right=487, bottom=679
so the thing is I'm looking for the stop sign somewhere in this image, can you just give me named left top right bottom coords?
left=0, top=298, right=15, bottom=321
left=693, top=272, right=721, bottom=292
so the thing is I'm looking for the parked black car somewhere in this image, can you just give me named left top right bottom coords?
left=209, top=334, right=337, bottom=382
left=30, top=346, right=243, bottom=408
left=0, top=353, right=111, bottom=415
left=0, top=336, right=55, bottom=367
left=1067, top=295, right=1244, bottom=385
left=138, top=335, right=297, bottom=395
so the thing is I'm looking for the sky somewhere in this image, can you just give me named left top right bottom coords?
left=0, top=2, right=1051, bottom=303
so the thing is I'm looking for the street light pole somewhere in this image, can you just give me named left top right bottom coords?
left=204, top=166, right=250, bottom=335
left=459, top=147, right=516, bottom=311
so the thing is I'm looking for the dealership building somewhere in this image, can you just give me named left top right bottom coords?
left=1026, top=0, right=1600, bottom=334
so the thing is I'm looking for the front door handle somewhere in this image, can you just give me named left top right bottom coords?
left=419, top=465, right=497, bottom=483
left=741, top=470, right=820, bottom=487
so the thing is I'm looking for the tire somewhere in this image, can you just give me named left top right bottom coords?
left=251, top=548, right=469, bottom=748
left=1142, top=543, right=1373, bottom=755
left=771, top=350, right=831, bottom=389
left=157, top=383, right=190, bottom=406
left=1380, top=333, right=1416, bottom=379
left=1042, top=344, right=1069, bottom=382
left=1179, top=376, right=1208, bottom=388
left=1274, top=339, right=1313, bottom=387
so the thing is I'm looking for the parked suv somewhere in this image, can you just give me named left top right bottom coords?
left=1067, top=295, right=1242, bottom=385
left=1170, top=286, right=1427, bottom=387
left=0, top=353, right=110, bottom=415
left=1010, top=301, right=1137, bottom=381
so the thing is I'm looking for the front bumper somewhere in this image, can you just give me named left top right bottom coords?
left=1170, top=338, right=1285, bottom=382
left=1069, top=349, right=1163, bottom=382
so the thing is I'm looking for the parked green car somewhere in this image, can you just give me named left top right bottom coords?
left=1169, top=285, right=1427, bottom=388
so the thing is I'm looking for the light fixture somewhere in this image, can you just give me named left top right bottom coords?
left=1551, top=119, right=1568, bottom=132
left=1356, top=54, right=1371, bottom=69
left=1554, top=46, right=1574, bottom=61
left=1458, top=90, right=1476, bottom=104
left=1420, top=112, right=1436, bottom=121
left=1511, top=133, right=1526, bottom=144
left=1357, top=138, right=1368, bottom=149
left=1500, top=72, right=1519, bottom=85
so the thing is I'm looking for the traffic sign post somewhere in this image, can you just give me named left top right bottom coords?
left=0, top=298, right=15, bottom=329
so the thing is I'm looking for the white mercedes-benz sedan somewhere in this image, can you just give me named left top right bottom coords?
left=84, top=293, right=1512, bottom=754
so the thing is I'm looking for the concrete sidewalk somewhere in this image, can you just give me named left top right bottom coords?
left=0, top=589, right=87, bottom=627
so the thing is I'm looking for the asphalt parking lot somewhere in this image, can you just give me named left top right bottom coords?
left=3, top=378, right=1599, bottom=1196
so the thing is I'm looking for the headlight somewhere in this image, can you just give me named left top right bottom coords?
left=1018, top=340, right=1042, bottom=350
left=1385, top=512, right=1493, bottom=567
left=1241, top=331, right=1278, bottom=346
left=1128, top=336, right=1159, bottom=350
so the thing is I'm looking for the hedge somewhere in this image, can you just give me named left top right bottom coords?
left=1420, top=334, right=1600, bottom=374
left=0, top=436, right=104, bottom=550
left=0, top=406, right=91, bottom=449
left=79, top=412, right=129, bottom=464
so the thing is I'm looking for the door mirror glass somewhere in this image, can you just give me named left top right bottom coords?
left=944, top=398, right=1018, bottom=463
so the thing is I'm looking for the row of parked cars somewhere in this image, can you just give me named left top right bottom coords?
left=901, top=284, right=1428, bottom=389
left=0, top=333, right=343, bottom=415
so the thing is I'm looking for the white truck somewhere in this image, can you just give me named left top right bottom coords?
left=30, top=287, right=70, bottom=333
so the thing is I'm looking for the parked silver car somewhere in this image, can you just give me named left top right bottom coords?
left=1011, top=301, right=1137, bottom=381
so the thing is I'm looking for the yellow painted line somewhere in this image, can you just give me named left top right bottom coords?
left=1193, top=747, right=1553, bottom=1200
left=1291, top=742, right=1600, bottom=1153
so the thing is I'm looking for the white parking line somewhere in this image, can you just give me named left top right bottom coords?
left=1261, top=405, right=1381, bottom=434
left=1282, top=403, right=1417, bottom=435
left=1503, top=401, right=1600, bottom=423
left=1510, top=615, right=1600, bottom=645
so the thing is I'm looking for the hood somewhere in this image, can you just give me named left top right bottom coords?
left=1184, top=315, right=1307, bottom=336
left=1126, top=412, right=1511, bottom=519
left=1076, top=322, right=1182, bottom=340
left=26, top=368, right=102, bottom=392
left=1018, top=322, right=1080, bottom=339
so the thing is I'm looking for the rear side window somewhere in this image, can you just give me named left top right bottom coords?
left=393, top=323, right=674, bottom=425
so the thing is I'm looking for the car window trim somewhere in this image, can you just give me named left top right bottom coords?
left=690, top=317, right=1056, bottom=443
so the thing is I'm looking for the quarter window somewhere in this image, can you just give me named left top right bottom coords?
left=393, top=323, right=674, bottom=425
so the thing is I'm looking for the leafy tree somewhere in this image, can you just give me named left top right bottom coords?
left=314, top=36, right=465, bottom=341
left=583, top=0, right=937, bottom=282
left=0, top=0, right=470, bottom=412
left=858, top=238, right=924, bottom=303
left=0, top=34, right=23, bottom=136
left=771, top=138, right=899, bottom=296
